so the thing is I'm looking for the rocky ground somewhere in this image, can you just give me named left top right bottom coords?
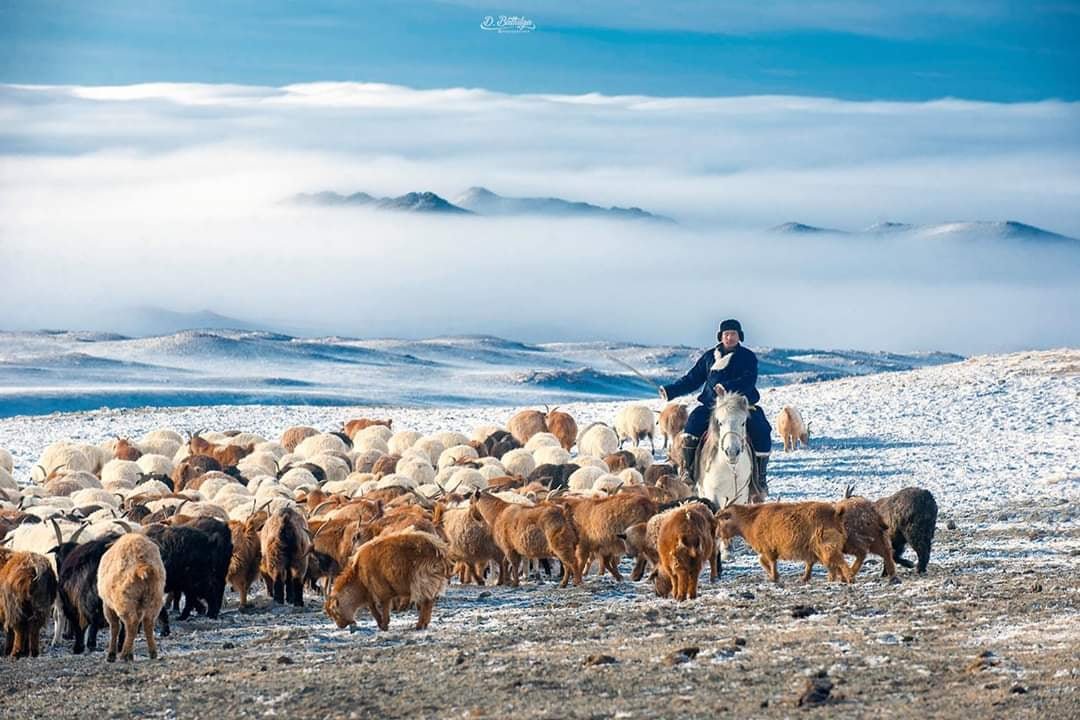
left=2, top=497, right=1077, bottom=719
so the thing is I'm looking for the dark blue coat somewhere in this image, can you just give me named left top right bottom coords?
left=662, top=343, right=761, bottom=408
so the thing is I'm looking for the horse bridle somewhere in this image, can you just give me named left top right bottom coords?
left=716, top=429, right=747, bottom=466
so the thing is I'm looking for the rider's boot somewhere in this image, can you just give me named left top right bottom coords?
left=678, top=434, right=700, bottom=486
left=751, top=452, right=770, bottom=502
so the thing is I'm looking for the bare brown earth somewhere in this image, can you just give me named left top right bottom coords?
left=2, top=497, right=1078, bottom=720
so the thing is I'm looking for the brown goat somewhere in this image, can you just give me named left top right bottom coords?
left=559, top=493, right=657, bottom=581
left=188, top=432, right=254, bottom=469
left=715, top=502, right=852, bottom=583
left=657, top=505, right=716, bottom=601
left=433, top=502, right=507, bottom=585
left=97, top=533, right=167, bottom=662
left=280, top=426, right=319, bottom=453
left=545, top=408, right=578, bottom=451
left=603, top=450, right=636, bottom=473
left=507, top=409, right=547, bottom=446
left=470, top=491, right=581, bottom=587
left=113, top=437, right=143, bottom=461
left=835, top=490, right=896, bottom=579
left=370, top=455, right=401, bottom=479
left=325, top=528, right=449, bottom=631
left=657, top=403, right=689, bottom=451
left=172, top=455, right=222, bottom=492
left=343, top=418, right=393, bottom=438
left=227, top=507, right=268, bottom=608
left=307, top=517, right=364, bottom=593
left=0, top=548, right=58, bottom=658
left=259, top=507, right=311, bottom=606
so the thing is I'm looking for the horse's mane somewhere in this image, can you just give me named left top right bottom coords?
left=711, top=392, right=749, bottom=420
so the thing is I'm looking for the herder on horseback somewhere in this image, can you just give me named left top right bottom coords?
left=659, top=319, right=772, bottom=500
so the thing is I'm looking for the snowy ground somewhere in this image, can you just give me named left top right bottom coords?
left=1, top=349, right=1078, bottom=718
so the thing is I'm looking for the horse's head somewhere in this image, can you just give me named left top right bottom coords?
left=711, top=390, right=750, bottom=463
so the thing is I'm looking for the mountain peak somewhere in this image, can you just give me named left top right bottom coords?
left=770, top=222, right=842, bottom=234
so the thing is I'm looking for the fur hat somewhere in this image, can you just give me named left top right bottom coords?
left=717, top=318, right=744, bottom=342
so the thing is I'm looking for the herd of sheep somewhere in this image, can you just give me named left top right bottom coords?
left=0, top=401, right=939, bottom=661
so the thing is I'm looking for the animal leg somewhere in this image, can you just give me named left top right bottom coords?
left=849, top=551, right=867, bottom=579
left=891, top=535, right=911, bottom=568
left=604, top=555, right=624, bottom=582
left=801, top=561, right=815, bottom=583
left=143, top=614, right=158, bottom=660
left=157, top=606, right=171, bottom=637
left=914, top=536, right=932, bottom=574
left=416, top=599, right=434, bottom=630
left=272, top=576, right=285, bottom=604
left=120, top=613, right=139, bottom=661
left=875, top=538, right=897, bottom=578
left=630, top=556, right=647, bottom=582
left=105, top=606, right=120, bottom=662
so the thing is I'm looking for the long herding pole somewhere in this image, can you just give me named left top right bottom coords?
left=603, top=353, right=662, bottom=391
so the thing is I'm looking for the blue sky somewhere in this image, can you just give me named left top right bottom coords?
left=2, top=1, right=1078, bottom=100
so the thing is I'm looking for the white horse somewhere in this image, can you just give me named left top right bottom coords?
left=694, top=389, right=755, bottom=511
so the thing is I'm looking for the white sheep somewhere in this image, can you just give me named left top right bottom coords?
left=71, top=488, right=122, bottom=509
left=533, top=446, right=571, bottom=466
left=614, top=404, right=656, bottom=452
left=253, top=441, right=287, bottom=460
left=34, top=442, right=93, bottom=482
left=0, top=466, right=17, bottom=492
left=436, top=431, right=470, bottom=450
left=413, top=437, right=446, bottom=466
left=437, top=444, right=479, bottom=470
left=628, top=447, right=653, bottom=472
left=500, top=448, right=535, bottom=478
left=592, top=473, right=626, bottom=494
left=387, top=430, right=422, bottom=456
left=524, top=432, right=561, bottom=451
left=136, top=454, right=174, bottom=477
left=573, top=455, right=609, bottom=472
left=445, top=468, right=487, bottom=493
left=306, top=454, right=350, bottom=485
left=0, top=447, right=14, bottom=474
left=352, top=435, right=390, bottom=455
left=375, top=474, right=417, bottom=491
left=279, top=468, right=318, bottom=491
left=617, top=468, right=644, bottom=486
left=396, top=457, right=436, bottom=486
left=576, top=423, right=619, bottom=458
left=568, top=466, right=606, bottom=491
left=355, top=424, right=394, bottom=445
left=101, top=459, right=143, bottom=491
left=470, top=424, right=502, bottom=443
left=294, top=433, right=349, bottom=459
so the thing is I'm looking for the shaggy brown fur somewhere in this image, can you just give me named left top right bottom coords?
left=603, top=451, right=636, bottom=473
left=96, top=533, right=167, bottom=662
left=280, top=426, right=319, bottom=453
left=715, top=502, right=852, bottom=584
left=325, top=529, right=449, bottom=631
left=259, top=507, right=311, bottom=607
left=544, top=409, right=578, bottom=451
left=835, top=494, right=896, bottom=579
left=657, top=403, right=689, bottom=451
left=507, top=410, right=548, bottom=446
left=657, top=505, right=715, bottom=601
left=558, top=493, right=657, bottom=581
left=171, top=455, right=222, bottom=492
left=0, top=548, right=58, bottom=658
left=226, top=511, right=267, bottom=608
left=470, top=491, right=582, bottom=587
left=113, top=438, right=143, bottom=461
left=433, top=503, right=507, bottom=585
left=342, top=418, right=393, bottom=438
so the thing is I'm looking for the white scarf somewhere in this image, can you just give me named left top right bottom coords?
left=711, top=346, right=735, bottom=371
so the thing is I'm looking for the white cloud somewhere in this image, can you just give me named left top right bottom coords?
left=0, top=81, right=1077, bottom=353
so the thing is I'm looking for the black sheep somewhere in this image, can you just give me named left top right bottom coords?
left=527, top=463, right=580, bottom=490
left=185, top=517, right=233, bottom=617
left=874, top=487, right=938, bottom=573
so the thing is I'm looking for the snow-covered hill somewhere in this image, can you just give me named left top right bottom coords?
left=0, top=330, right=961, bottom=417
left=771, top=219, right=1077, bottom=243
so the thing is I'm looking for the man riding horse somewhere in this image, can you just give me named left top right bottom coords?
left=659, top=319, right=772, bottom=497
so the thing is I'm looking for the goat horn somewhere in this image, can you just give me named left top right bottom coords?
left=309, top=500, right=335, bottom=518
left=408, top=488, right=435, bottom=509
left=49, top=518, right=63, bottom=545
left=69, top=522, right=89, bottom=544
left=33, top=464, right=46, bottom=482
left=112, top=520, right=135, bottom=533
left=172, top=498, right=189, bottom=516
left=253, top=499, right=273, bottom=516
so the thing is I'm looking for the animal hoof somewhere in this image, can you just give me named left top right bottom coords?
left=107, top=653, right=116, bottom=663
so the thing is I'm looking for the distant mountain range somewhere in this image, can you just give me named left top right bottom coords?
left=293, top=187, right=673, bottom=222
left=293, top=191, right=470, bottom=214
left=769, top=220, right=1077, bottom=243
